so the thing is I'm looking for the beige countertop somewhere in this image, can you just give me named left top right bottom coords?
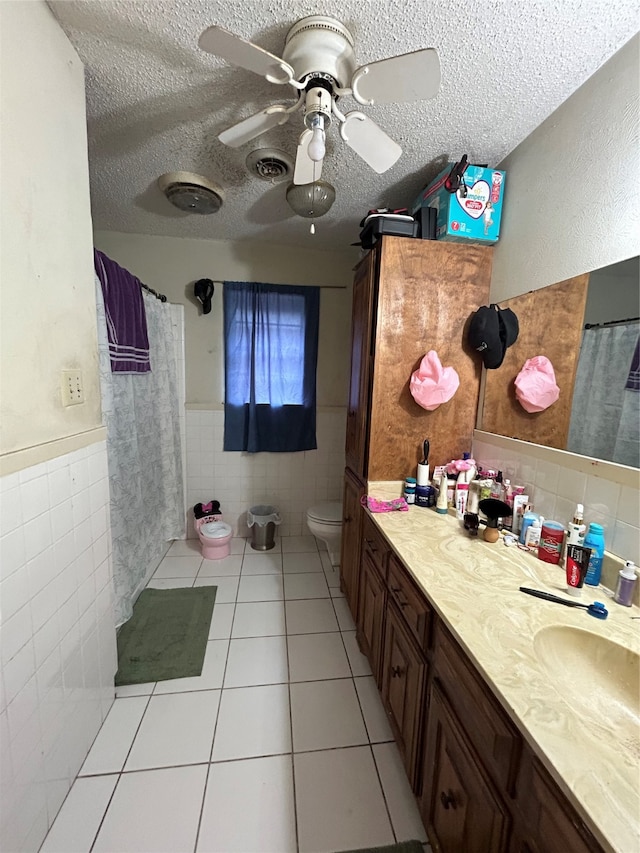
left=367, top=481, right=640, bottom=853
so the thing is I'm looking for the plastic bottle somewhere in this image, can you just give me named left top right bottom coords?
left=524, top=518, right=542, bottom=550
left=519, top=507, right=539, bottom=545
left=566, top=503, right=586, bottom=546
left=583, top=523, right=606, bottom=586
left=404, top=477, right=417, bottom=505
left=490, top=470, right=504, bottom=501
left=613, top=561, right=637, bottom=607
left=436, top=473, right=449, bottom=514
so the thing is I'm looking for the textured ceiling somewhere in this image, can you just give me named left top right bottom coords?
left=48, top=0, right=639, bottom=250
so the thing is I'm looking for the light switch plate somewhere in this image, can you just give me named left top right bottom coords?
left=61, top=370, right=84, bottom=406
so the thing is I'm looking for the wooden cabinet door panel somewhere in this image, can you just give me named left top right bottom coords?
left=356, top=551, right=387, bottom=684
left=421, top=683, right=509, bottom=853
left=340, top=469, right=364, bottom=622
left=381, top=601, right=426, bottom=786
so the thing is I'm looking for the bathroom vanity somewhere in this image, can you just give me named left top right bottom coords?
left=345, top=489, right=639, bottom=853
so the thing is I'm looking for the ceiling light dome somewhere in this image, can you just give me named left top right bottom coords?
left=157, top=171, right=224, bottom=214
left=286, top=180, right=336, bottom=218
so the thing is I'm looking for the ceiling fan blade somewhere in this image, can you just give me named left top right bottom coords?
left=293, top=130, right=323, bottom=185
left=340, top=112, right=402, bottom=174
left=351, top=48, right=440, bottom=105
left=218, top=105, right=290, bottom=148
left=199, top=26, right=294, bottom=85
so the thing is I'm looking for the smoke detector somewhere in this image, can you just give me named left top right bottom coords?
left=157, top=171, right=224, bottom=214
left=245, top=149, right=294, bottom=182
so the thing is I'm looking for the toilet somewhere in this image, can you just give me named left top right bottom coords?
left=195, top=512, right=233, bottom=560
left=306, top=501, right=343, bottom=566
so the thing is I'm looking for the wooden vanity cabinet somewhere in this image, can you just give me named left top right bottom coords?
left=356, top=515, right=388, bottom=684
left=340, top=468, right=365, bottom=621
left=422, top=683, right=510, bottom=853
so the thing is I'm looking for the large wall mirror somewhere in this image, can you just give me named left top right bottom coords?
left=481, top=257, right=639, bottom=469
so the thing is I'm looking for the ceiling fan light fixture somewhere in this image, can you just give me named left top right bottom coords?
left=286, top=180, right=336, bottom=218
left=157, top=171, right=224, bottom=214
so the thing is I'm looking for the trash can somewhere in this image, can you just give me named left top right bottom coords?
left=247, top=505, right=281, bottom=551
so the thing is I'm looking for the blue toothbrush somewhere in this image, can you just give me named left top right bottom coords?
left=519, top=587, right=608, bottom=619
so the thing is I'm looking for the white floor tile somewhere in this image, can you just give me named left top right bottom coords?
left=323, top=564, right=342, bottom=588
left=231, top=601, right=286, bottom=638
left=282, top=535, right=318, bottom=553
left=285, top=599, right=338, bottom=634
left=291, top=679, right=368, bottom=752
left=343, top=629, right=373, bottom=676
left=282, top=552, right=324, bottom=573
left=373, top=741, right=428, bottom=842
left=198, top=555, right=243, bottom=577
left=241, top=553, right=283, bottom=575
left=332, top=596, right=357, bottom=631
left=294, top=746, right=394, bottom=853
left=354, top=676, right=394, bottom=743
left=288, top=632, right=351, bottom=682
left=330, top=587, right=345, bottom=599
left=224, top=636, right=289, bottom=687
left=146, top=577, right=194, bottom=589
left=237, top=574, right=284, bottom=602
left=153, top=639, right=228, bottom=694
left=193, top=575, right=239, bottom=603
left=212, top=684, right=291, bottom=761
left=115, top=682, right=155, bottom=698
left=92, top=765, right=207, bottom=853
left=40, top=774, right=118, bottom=853
left=125, top=690, right=220, bottom=771
left=166, top=539, right=201, bottom=557
left=283, top=572, right=330, bottom=600
left=79, top=696, right=148, bottom=775
left=208, top=602, right=235, bottom=640
left=197, top=755, right=296, bottom=853
left=153, top=555, right=202, bottom=578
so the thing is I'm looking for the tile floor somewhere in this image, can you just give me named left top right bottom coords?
left=40, top=536, right=430, bottom=853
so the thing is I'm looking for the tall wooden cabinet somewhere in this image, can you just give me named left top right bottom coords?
left=340, top=237, right=493, bottom=622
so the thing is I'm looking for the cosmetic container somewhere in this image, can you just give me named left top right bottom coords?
left=584, top=523, right=605, bottom=586
left=403, top=477, right=416, bottom=504
left=613, top=561, right=637, bottom=607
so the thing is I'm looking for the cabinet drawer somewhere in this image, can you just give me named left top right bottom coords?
left=361, top=513, right=388, bottom=581
left=387, top=553, right=431, bottom=651
left=434, top=622, right=521, bottom=794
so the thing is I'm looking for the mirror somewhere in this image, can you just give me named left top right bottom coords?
left=480, top=257, right=640, bottom=469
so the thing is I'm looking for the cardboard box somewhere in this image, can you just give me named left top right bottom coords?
left=412, top=164, right=505, bottom=244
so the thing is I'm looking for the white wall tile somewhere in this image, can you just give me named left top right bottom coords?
left=0, top=444, right=116, bottom=851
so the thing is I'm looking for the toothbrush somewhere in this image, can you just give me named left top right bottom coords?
left=519, top=587, right=608, bottom=619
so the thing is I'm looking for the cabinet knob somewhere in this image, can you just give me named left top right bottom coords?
left=440, top=790, right=457, bottom=810
left=365, top=539, right=378, bottom=552
left=391, top=665, right=404, bottom=678
left=344, top=515, right=351, bottom=523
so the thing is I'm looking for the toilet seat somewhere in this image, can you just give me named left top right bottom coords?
left=201, top=521, right=232, bottom=539
left=307, top=502, right=342, bottom=525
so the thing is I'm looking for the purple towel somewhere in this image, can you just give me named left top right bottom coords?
left=94, top=250, right=150, bottom=373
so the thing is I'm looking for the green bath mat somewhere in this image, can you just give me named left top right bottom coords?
left=337, top=842, right=425, bottom=853
left=115, top=586, right=217, bottom=685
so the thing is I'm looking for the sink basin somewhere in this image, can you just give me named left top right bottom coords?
left=534, top=625, right=640, bottom=736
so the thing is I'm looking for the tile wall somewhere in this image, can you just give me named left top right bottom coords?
left=185, top=410, right=347, bottom=539
left=473, top=434, right=640, bottom=565
left=0, top=441, right=117, bottom=852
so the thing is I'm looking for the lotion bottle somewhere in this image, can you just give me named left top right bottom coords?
left=613, top=561, right=637, bottom=606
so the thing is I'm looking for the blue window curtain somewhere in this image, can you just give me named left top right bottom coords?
left=223, top=281, right=320, bottom=452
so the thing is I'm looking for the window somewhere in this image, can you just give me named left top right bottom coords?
left=223, top=281, right=320, bottom=452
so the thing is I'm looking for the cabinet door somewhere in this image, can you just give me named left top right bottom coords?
left=420, top=683, right=509, bottom=853
left=356, top=550, right=387, bottom=684
left=345, top=251, right=376, bottom=477
left=340, top=468, right=365, bottom=622
left=380, top=601, right=426, bottom=787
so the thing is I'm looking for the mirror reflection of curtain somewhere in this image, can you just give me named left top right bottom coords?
left=567, top=321, right=640, bottom=467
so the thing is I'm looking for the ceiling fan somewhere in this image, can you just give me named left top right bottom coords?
left=198, top=15, right=440, bottom=185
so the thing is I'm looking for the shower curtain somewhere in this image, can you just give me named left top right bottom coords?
left=567, top=321, right=640, bottom=467
left=96, top=277, right=185, bottom=626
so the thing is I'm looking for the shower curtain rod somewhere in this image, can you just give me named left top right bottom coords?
left=584, top=316, right=639, bottom=330
left=140, top=282, right=167, bottom=302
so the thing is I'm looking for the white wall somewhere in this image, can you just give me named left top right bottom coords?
left=584, top=256, right=639, bottom=325
left=0, top=5, right=117, bottom=850
left=491, top=34, right=639, bottom=302
left=94, top=231, right=357, bottom=409
left=0, top=2, right=103, bottom=464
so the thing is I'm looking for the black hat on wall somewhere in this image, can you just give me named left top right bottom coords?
left=194, top=278, right=214, bottom=314
left=468, top=304, right=519, bottom=369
